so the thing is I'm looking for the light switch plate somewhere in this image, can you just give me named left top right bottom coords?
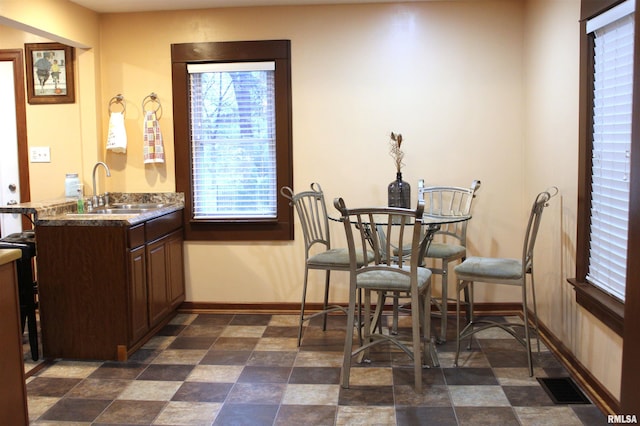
left=30, top=146, right=51, bottom=163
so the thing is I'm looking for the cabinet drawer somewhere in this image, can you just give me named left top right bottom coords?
left=146, top=210, right=183, bottom=242
left=128, top=224, right=145, bottom=248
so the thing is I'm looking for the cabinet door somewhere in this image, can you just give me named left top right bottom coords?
left=128, top=246, right=148, bottom=345
left=147, top=237, right=170, bottom=328
left=167, top=231, right=185, bottom=308
left=0, top=261, right=29, bottom=425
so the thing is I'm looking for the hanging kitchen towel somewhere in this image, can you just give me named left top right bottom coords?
left=143, top=110, right=165, bottom=164
left=106, top=111, right=127, bottom=153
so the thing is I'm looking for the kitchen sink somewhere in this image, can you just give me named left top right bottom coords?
left=108, top=203, right=165, bottom=210
left=65, top=202, right=167, bottom=217
left=67, top=208, right=146, bottom=216
left=90, top=208, right=147, bottom=214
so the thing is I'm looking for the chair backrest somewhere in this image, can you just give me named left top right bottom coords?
left=522, top=187, right=558, bottom=272
left=281, top=183, right=332, bottom=258
left=333, top=198, right=426, bottom=278
left=420, top=179, right=481, bottom=245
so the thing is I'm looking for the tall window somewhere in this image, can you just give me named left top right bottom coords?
left=171, top=40, right=293, bottom=241
left=188, top=62, right=277, bottom=220
left=573, top=0, right=638, bottom=335
left=586, top=2, right=634, bottom=301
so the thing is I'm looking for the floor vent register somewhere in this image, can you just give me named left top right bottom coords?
left=537, top=377, right=591, bottom=404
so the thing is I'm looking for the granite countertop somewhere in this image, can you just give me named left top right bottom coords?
left=0, top=192, right=184, bottom=227
left=0, top=198, right=73, bottom=217
left=0, top=249, right=22, bottom=266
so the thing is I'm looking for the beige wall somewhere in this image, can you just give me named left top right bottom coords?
left=0, top=0, right=101, bottom=201
left=97, top=2, right=527, bottom=302
left=523, top=0, right=622, bottom=400
left=0, top=0, right=97, bottom=48
left=0, top=0, right=622, bottom=402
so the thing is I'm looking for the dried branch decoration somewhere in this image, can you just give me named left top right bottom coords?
left=389, top=131, right=404, bottom=173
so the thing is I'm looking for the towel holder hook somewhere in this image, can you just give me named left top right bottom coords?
left=108, top=94, right=126, bottom=115
left=142, top=92, right=162, bottom=120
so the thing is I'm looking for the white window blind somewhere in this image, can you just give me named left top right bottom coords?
left=586, top=2, right=634, bottom=301
left=187, top=62, right=277, bottom=219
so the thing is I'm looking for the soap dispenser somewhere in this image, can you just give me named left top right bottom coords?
left=65, top=173, right=80, bottom=198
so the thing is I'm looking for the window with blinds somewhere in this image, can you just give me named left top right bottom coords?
left=586, top=0, right=634, bottom=301
left=187, top=62, right=277, bottom=220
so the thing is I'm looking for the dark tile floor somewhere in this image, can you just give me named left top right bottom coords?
left=24, top=313, right=607, bottom=425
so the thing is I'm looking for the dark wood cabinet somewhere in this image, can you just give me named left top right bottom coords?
left=0, top=255, right=29, bottom=424
left=147, top=230, right=184, bottom=329
left=36, top=210, right=185, bottom=361
left=167, top=233, right=185, bottom=310
left=128, top=245, right=148, bottom=345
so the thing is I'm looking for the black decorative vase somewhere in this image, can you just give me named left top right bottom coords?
left=388, top=172, right=411, bottom=208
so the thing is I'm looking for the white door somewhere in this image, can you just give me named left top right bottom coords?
left=0, top=60, right=23, bottom=237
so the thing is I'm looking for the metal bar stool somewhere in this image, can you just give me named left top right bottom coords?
left=0, top=230, right=38, bottom=361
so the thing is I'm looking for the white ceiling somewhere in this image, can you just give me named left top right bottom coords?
left=70, top=0, right=414, bottom=13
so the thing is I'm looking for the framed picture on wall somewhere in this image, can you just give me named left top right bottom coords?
left=25, top=42, right=75, bottom=104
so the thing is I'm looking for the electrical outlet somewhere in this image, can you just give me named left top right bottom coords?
left=30, top=146, right=51, bottom=163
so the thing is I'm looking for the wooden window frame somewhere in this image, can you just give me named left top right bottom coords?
left=572, top=0, right=639, bottom=337
left=171, top=40, right=293, bottom=241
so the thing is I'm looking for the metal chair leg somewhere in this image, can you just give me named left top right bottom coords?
left=322, top=270, right=331, bottom=331
left=522, top=281, right=534, bottom=377
left=391, top=291, right=399, bottom=335
left=529, top=269, right=541, bottom=353
left=454, top=279, right=463, bottom=368
left=455, top=279, right=474, bottom=368
left=439, top=260, right=448, bottom=343
left=297, top=267, right=310, bottom=346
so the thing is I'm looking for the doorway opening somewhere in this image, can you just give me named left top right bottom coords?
left=0, top=49, right=31, bottom=236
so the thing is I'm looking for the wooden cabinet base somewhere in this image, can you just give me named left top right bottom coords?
left=35, top=211, right=185, bottom=361
left=0, top=260, right=29, bottom=424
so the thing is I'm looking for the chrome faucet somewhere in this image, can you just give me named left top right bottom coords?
left=92, top=161, right=111, bottom=206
